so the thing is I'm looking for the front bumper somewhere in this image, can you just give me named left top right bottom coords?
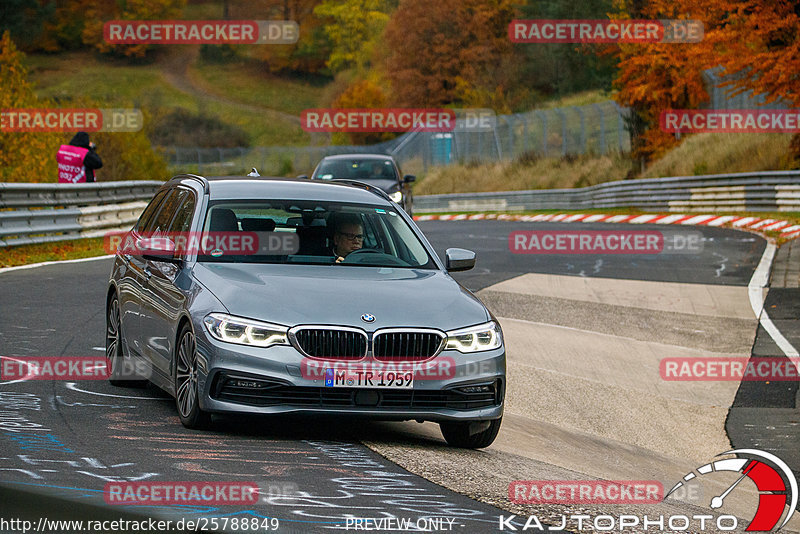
left=193, top=326, right=505, bottom=422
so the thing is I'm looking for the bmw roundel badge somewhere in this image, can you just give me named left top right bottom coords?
left=361, top=313, right=375, bottom=323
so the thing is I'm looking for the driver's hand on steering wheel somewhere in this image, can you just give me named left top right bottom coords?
left=335, top=256, right=345, bottom=263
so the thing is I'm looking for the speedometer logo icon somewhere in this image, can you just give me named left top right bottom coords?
left=666, top=449, right=798, bottom=531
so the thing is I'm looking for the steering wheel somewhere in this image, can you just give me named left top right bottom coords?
left=344, top=248, right=381, bottom=257
left=341, top=248, right=408, bottom=266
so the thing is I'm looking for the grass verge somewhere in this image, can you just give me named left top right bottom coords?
left=27, top=51, right=310, bottom=147
left=191, top=60, right=327, bottom=116
left=0, top=238, right=109, bottom=269
left=413, top=152, right=632, bottom=195
left=414, top=132, right=797, bottom=196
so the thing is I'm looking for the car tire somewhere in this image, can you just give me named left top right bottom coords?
left=106, top=294, right=146, bottom=388
left=440, top=417, right=502, bottom=448
left=175, top=324, right=212, bottom=429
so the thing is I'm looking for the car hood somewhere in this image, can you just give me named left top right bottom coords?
left=361, top=178, right=398, bottom=192
left=192, top=263, right=489, bottom=331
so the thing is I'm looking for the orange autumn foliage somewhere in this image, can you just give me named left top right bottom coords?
left=612, top=0, right=800, bottom=162
left=0, top=32, right=62, bottom=182
left=383, top=0, right=514, bottom=107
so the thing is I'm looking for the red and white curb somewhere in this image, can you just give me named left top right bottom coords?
left=414, top=213, right=800, bottom=239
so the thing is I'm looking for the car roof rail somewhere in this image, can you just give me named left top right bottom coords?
left=172, top=173, right=210, bottom=194
left=330, top=179, right=393, bottom=202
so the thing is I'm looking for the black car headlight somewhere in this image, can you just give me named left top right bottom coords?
left=445, top=321, right=503, bottom=353
left=203, top=313, right=289, bottom=348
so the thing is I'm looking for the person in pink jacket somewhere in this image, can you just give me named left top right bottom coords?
left=56, top=131, right=103, bottom=183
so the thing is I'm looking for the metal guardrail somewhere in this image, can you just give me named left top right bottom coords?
left=2, top=172, right=799, bottom=247
left=0, top=181, right=163, bottom=209
left=415, top=171, right=800, bottom=213
left=0, top=182, right=162, bottom=247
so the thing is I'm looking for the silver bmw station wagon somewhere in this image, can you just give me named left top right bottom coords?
left=106, top=174, right=505, bottom=448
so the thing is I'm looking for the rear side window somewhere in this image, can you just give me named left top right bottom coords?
left=168, top=189, right=196, bottom=234
left=147, top=189, right=187, bottom=236
left=134, top=190, right=168, bottom=234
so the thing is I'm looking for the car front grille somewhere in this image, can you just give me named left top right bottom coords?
left=212, top=373, right=502, bottom=411
left=291, top=328, right=367, bottom=360
left=373, top=331, right=445, bottom=361
left=290, top=326, right=446, bottom=362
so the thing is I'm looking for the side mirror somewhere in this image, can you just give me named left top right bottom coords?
left=403, top=174, right=416, bottom=183
left=445, top=248, right=476, bottom=272
left=139, top=237, right=178, bottom=263
left=297, top=174, right=309, bottom=179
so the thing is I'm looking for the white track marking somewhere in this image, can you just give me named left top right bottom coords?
left=0, top=255, right=114, bottom=274
left=64, top=382, right=166, bottom=400
left=748, top=243, right=800, bottom=357
left=0, top=356, right=35, bottom=385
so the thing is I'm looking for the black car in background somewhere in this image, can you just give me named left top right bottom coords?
left=307, top=154, right=415, bottom=215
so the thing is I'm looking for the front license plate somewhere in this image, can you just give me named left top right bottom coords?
left=324, top=369, right=413, bottom=388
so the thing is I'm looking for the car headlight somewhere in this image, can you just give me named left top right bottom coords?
left=203, top=313, right=289, bottom=348
left=445, top=321, right=503, bottom=353
left=389, top=191, right=403, bottom=203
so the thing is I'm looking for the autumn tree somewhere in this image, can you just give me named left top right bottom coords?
left=694, top=0, right=800, bottom=163
left=0, top=31, right=62, bottom=182
left=0, top=0, right=54, bottom=50
left=0, top=32, right=167, bottom=182
left=235, top=0, right=331, bottom=74
left=612, top=0, right=800, bottom=166
left=81, top=0, right=186, bottom=59
left=610, top=0, right=710, bottom=165
left=383, top=0, right=514, bottom=107
left=514, top=0, right=617, bottom=99
left=331, top=78, right=392, bottom=144
left=314, top=0, right=391, bottom=73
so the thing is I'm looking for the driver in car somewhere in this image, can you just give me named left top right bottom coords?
left=331, top=214, right=364, bottom=263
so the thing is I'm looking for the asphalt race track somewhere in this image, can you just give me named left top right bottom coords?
left=1, top=220, right=794, bottom=533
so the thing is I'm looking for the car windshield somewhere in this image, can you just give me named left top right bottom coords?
left=197, top=199, right=434, bottom=268
left=314, top=158, right=397, bottom=181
